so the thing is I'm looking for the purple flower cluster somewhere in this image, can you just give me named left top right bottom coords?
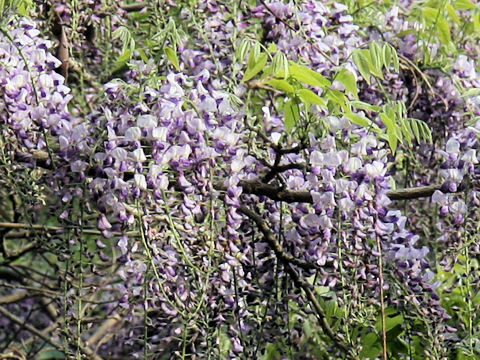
left=0, top=18, right=71, bottom=156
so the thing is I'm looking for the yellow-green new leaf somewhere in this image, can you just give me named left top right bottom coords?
left=289, top=62, right=331, bottom=88
left=346, top=111, right=373, bottom=128
left=454, top=0, right=475, bottom=10
left=353, top=50, right=372, bottom=85
left=437, top=17, right=451, bottom=45
left=165, top=47, right=180, bottom=71
left=380, top=112, right=395, bottom=130
left=335, top=68, right=358, bottom=99
left=243, top=52, right=268, bottom=82
left=249, top=43, right=262, bottom=67
left=383, top=44, right=392, bottom=69
left=387, top=127, right=398, bottom=154
left=370, top=42, right=383, bottom=72
left=351, top=100, right=381, bottom=112
left=267, top=79, right=295, bottom=93
left=284, top=99, right=300, bottom=132
left=297, top=88, right=327, bottom=107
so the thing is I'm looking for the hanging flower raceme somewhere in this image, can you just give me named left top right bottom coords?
left=0, top=18, right=71, bottom=157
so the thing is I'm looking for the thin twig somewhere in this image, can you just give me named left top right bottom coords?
left=0, top=305, right=63, bottom=351
left=0, top=222, right=138, bottom=237
left=376, top=224, right=388, bottom=360
left=239, top=205, right=356, bottom=358
left=238, top=206, right=321, bottom=271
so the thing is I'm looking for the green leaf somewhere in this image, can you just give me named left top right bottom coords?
left=165, top=46, right=180, bottom=71
left=335, top=68, right=358, bottom=99
left=390, top=44, right=400, bottom=72
left=326, top=89, right=349, bottom=112
left=420, top=121, right=433, bottom=143
left=113, top=49, right=132, bottom=73
left=261, top=343, right=281, bottom=360
left=387, top=127, right=398, bottom=154
left=235, top=38, right=251, bottom=62
left=364, top=48, right=383, bottom=79
left=410, top=118, right=420, bottom=143
left=475, top=12, right=480, bottom=32
left=422, top=7, right=439, bottom=24
left=454, top=0, right=476, bottom=10
left=382, top=44, right=392, bottom=70
left=380, top=112, right=395, bottom=130
left=370, top=41, right=383, bottom=72
left=37, top=350, right=66, bottom=360
left=272, top=52, right=289, bottom=79
left=461, top=88, right=480, bottom=97
left=446, top=4, right=460, bottom=23
left=359, top=333, right=382, bottom=359
left=346, top=111, right=373, bottom=128
left=401, top=121, right=413, bottom=145
left=243, top=52, right=268, bottom=82
left=248, top=43, right=261, bottom=68
left=267, top=79, right=295, bottom=93
left=267, top=43, right=277, bottom=53
left=353, top=50, right=372, bottom=85
left=351, top=100, right=381, bottom=112
left=112, top=26, right=134, bottom=53
left=437, top=17, right=451, bottom=44
left=284, top=99, right=300, bottom=132
left=376, top=313, right=404, bottom=333
left=218, top=330, right=232, bottom=356
left=296, top=88, right=327, bottom=107
left=288, top=61, right=331, bottom=88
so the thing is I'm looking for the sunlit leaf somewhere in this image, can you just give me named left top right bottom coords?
left=387, top=127, right=398, bottom=154
left=454, top=0, right=475, bottom=10
left=284, top=98, right=300, bottom=132
left=335, top=68, right=358, bottom=99
left=289, top=61, right=331, bottom=88
left=248, top=42, right=261, bottom=68
left=461, top=88, right=480, bottom=97
left=267, top=79, right=295, bottom=93
left=437, top=17, right=451, bottom=44
left=113, top=49, right=132, bottom=73
left=346, top=111, right=373, bottom=128
left=165, top=46, right=180, bottom=71
left=243, top=52, right=268, bottom=82
left=353, top=49, right=372, bottom=85
left=351, top=100, right=381, bottom=112
left=297, top=88, right=327, bottom=107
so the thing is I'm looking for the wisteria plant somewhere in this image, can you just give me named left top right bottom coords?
left=0, top=0, right=479, bottom=359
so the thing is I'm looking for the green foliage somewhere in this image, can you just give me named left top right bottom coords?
left=352, top=41, right=399, bottom=85
left=238, top=37, right=428, bottom=155
left=379, top=101, right=432, bottom=154
left=0, top=0, right=33, bottom=17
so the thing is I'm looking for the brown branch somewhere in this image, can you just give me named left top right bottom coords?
left=263, top=163, right=307, bottom=183
left=120, top=3, right=146, bottom=12
left=0, top=305, right=63, bottom=351
left=218, top=180, right=444, bottom=203
left=238, top=205, right=356, bottom=358
left=14, top=149, right=445, bottom=206
left=0, top=304, right=103, bottom=360
left=238, top=206, right=320, bottom=271
left=387, top=184, right=442, bottom=200
left=86, top=314, right=122, bottom=349
left=0, top=222, right=139, bottom=237
left=0, top=290, right=33, bottom=304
